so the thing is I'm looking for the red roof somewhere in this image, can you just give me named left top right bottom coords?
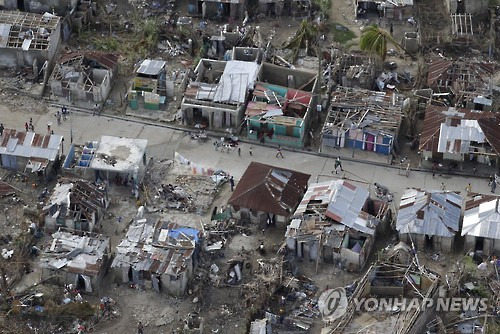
left=228, top=162, right=310, bottom=216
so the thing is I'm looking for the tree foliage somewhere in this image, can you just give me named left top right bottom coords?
left=282, top=20, right=318, bottom=62
left=359, top=24, right=402, bottom=61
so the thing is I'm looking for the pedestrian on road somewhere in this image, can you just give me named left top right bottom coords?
left=137, top=321, right=144, bottom=334
left=56, top=111, right=61, bottom=125
left=333, top=157, right=344, bottom=174
left=441, top=182, right=446, bottom=191
left=465, top=183, right=472, bottom=193
left=249, top=146, right=253, bottom=156
left=47, top=122, right=51, bottom=134
left=229, top=176, right=235, bottom=191
left=25, top=122, right=29, bottom=132
left=432, top=162, right=437, bottom=178
left=276, top=145, right=284, bottom=158
left=0, top=123, right=3, bottom=136
left=489, top=175, right=494, bottom=186
left=492, top=180, right=497, bottom=193
left=238, top=147, right=241, bottom=157
left=29, top=118, right=33, bottom=129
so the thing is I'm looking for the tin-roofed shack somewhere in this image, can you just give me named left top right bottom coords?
left=50, top=51, right=119, bottom=106
left=463, top=193, right=500, bottom=255
left=286, top=180, right=389, bottom=271
left=43, top=179, right=109, bottom=233
left=111, top=219, right=201, bottom=296
left=228, top=162, right=310, bottom=226
left=0, top=128, right=63, bottom=177
left=396, top=188, right=463, bottom=252
left=39, top=229, right=110, bottom=294
left=0, top=11, right=61, bottom=68
left=321, top=87, right=406, bottom=156
left=128, top=59, right=170, bottom=111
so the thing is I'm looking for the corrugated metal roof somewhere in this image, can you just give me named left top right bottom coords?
left=477, top=116, right=500, bottom=156
left=325, top=180, right=374, bottom=235
left=137, top=59, right=166, bottom=76
left=463, top=195, right=500, bottom=239
left=397, top=188, right=463, bottom=237
left=228, top=162, right=310, bottom=217
left=0, top=23, right=10, bottom=48
left=0, top=128, right=62, bottom=161
left=438, top=120, right=485, bottom=154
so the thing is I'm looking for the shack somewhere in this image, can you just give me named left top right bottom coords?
left=246, top=63, right=318, bottom=148
left=286, top=180, right=388, bottom=271
left=321, top=87, right=406, bottom=156
left=111, top=219, right=201, bottom=296
left=182, top=59, right=259, bottom=129
left=39, top=229, right=110, bottom=294
left=43, top=179, right=109, bottom=232
left=228, top=161, right=310, bottom=225
left=418, top=106, right=500, bottom=165
left=0, top=128, right=63, bottom=175
left=128, top=59, right=169, bottom=111
left=396, top=188, right=463, bottom=252
left=50, top=51, right=119, bottom=105
left=462, top=193, right=500, bottom=255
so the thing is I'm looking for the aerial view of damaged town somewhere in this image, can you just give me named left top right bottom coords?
left=0, top=0, right=500, bottom=333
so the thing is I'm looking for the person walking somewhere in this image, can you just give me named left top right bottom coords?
left=492, top=179, right=497, bottom=193
left=238, top=147, right=241, bottom=157
left=249, top=146, right=253, bottom=156
left=137, top=321, right=144, bottom=334
left=229, top=176, right=235, bottom=191
left=489, top=175, right=494, bottom=186
left=465, top=183, right=472, bottom=193
left=276, top=145, right=284, bottom=158
left=25, top=122, right=29, bottom=132
left=0, top=123, right=4, bottom=136
left=47, top=122, right=51, bottom=134
left=441, top=182, right=446, bottom=191
left=56, top=111, right=61, bottom=126
left=333, top=157, right=343, bottom=174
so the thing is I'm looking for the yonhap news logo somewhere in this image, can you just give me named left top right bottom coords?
left=318, top=288, right=488, bottom=322
left=318, top=288, right=348, bottom=321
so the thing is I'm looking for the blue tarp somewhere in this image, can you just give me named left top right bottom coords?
left=169, top=228, right=200, bottom=243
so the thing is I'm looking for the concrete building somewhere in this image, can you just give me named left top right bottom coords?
left=396, top=188, right=463, bottom=252
left=43, top=179, right=109, bottom=232
left=186, top=0, right=284, bottom=19
left=355, top=0, right=414, bottom=21
left=286, top=180, right=388, bottom=271
left=462, top=193, right=500, bottom=255
left=228, top=161, right=310, bottom=226
left=50, top=51, right=119, bottom=105
left=0, top=11, right=61, bottom=68
left=0, top=128, right=63, bottom=174
left=330, top=53, right=376, bottom=90
left=111, top=219, right=201, bottom=296
left=63, top=135, right=148, bottom=185
left=39, top=229, right=110, bottom=294
left=321, top=87, right=406, bottom=156
left=182, top=59, right=259, bottom=129
left=419, top=106, right=500, bottom=165
left=246, top=63, right=318, bottom=148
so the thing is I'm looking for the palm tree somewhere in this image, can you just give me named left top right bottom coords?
left=359, top=24, right=404, bottom=61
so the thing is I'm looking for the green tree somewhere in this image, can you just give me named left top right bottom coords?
left=359, top=24, right=402, bottom=61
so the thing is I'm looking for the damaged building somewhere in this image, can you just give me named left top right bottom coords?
left=418, top=106, right=500, bottom=165
left=285, top=180, right=389, bottom=271
left=0, top=128, right=63, bottom=174
left=186, top=0, right=286, bottom=19
left=0, top=11, right=61, bottom=69
left=63, top=135, right=148, bottom=184
left=462, top=193, right=500, bottom=255
left=328, top=243, right=439, bottom=334
left=182, top=59, right=259, bottom=129
left=426, top=58, right=495, bottom=109
left=321, top=87, right=406, bottom=156
left=39, top=229, right=111, bottom=294
left=228, top=161, right=310, bottom=225
left=50, top=51, right=119, bottom=105
left=330, top=53, right=376, bottom=90
left=396, top=188, right=463, bottom=252
left=355, top=0, right=414, bottom=21
left=111, top=219, right=201, bottom=296
left=43, top=179, right=109, bottom=232
left=246, top=63, right=318, bottom=147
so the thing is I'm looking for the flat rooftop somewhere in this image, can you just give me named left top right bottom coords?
left=90, top=136, right=147, bottom=172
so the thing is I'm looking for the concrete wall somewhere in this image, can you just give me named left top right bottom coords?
left=400, top=233, right=454, bottom=253
left=447, top=0, right=489, bottom=16
left=230, top=206, right=287, bottom=226
left=465, top=235, right=500, bottom=255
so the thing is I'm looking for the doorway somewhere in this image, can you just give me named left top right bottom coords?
left=475, top=237, right=484, bottom=252
left=17, top=0, right=25, bottom=11
left=76, top=275, right=86, bottom=290
left=425, top=235, right=434, bottom=250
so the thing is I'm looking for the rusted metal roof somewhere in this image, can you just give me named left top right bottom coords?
left=419, top=106, right=495, bottom=153
left=228, top=162, right=310, bottom=217
left=477, top=116, right=500, bottom=156
left=0, top=129, right=62, bottom=161
left=58, top=50, right=119, bottom=69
